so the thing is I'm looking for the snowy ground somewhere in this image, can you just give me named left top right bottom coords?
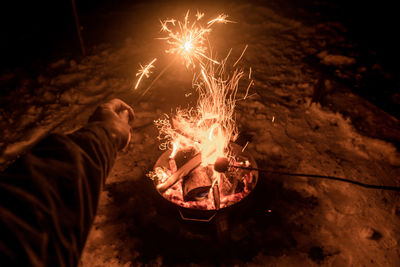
left=1, top=1, right=400, bottom=266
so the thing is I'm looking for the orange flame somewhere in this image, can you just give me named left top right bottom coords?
left=170, top=141, right=179, bottom=158
left=155, top=64, right=242, bottom=167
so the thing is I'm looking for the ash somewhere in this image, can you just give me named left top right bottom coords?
left=1, top=1, right=400, bottom=266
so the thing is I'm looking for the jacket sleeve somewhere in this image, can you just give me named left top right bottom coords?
left=0, top=122, right=119, bottom=267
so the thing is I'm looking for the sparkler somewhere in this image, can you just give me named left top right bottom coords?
left=134, top=58, right=157, bottom=90
left=134, top=11, right=233, bottom=91
left=159, top=10, right=232, bottom=68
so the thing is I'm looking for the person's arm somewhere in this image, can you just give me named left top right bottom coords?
left=0, top=99, right=134, bottom=267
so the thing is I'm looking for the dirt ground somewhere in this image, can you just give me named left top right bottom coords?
left=1, top=1, right=399, bottom=266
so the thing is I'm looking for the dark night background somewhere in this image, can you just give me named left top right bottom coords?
left=1, top=0, right=399, bottom=117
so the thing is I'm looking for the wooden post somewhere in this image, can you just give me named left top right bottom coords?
left=70, top=0, right=86, bottom=56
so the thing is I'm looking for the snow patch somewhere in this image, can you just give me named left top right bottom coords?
left=318, top=51, right=356, bottom=66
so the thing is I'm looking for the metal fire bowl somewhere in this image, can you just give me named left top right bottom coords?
left=153, top=143, right=259, bottom=221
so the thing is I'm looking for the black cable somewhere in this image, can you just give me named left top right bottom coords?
left=233, top=165, right=400, bottom=192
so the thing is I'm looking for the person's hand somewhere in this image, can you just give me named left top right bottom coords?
left=89, top=98, right=135, bottom=150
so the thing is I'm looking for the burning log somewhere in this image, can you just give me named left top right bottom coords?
left=174, top=149, right=197, bottom=169
left=211, top=181, right=220, bottom=210
left=182, top=166, right=223, bottom=209
left=182, top=166, right=212, bottom=201
left=151, top=143, right=259, bottom=210
left=157, top=147, right=217, bottom=193
left=157, top=153, right=202, bottom=193
left=229, top=177, right=240, bottom=195
left=169, top=158, right=177, bottom=173
left=218, top=173, right=233, bottom=195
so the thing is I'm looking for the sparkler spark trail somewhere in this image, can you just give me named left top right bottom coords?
left=196, top=11, right=204, bottom=20
left=233, top=44, right=248, bottom=67
left=134, top=58, right=157, bottom=89
left=207, top=14, right=233, bottom=26
left=133, top=11, right=233, bottom=95
left=154, top=64, right=242, bottom=165
left=159, top=11, right=233, bottom=68
left=139, top=57, right=178, bottom=98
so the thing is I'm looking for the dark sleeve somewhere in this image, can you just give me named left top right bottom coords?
left=0, top=122, right=119, bottom=267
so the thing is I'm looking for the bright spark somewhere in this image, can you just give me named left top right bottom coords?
left=184, top=40, right=192, bottom=52
left=159, top=11, right=232, bottom=68
left=196, top=11, right=204, bottom=20
left=135, top=58, right=157, bottom=89
left=242, top=141, right=249, bottom=152
left=207, top=14, right=233, bottom=26
left=170, top=141, right=179, bottom=158
left=233, top=44, right=248, bottom=67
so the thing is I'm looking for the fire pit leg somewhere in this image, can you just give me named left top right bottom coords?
left=215, top=212, right=230, bottom=244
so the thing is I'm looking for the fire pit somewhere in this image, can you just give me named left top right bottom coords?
left=144, top=41, right=256, bottom=222
left=150, top=143, right=258, bottom=221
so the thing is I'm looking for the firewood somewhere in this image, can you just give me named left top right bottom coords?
left=169, top=158, right=177, bottom=173
left=157, top=153, right=202, bottom=193
left=174, top=149, right=197, bottom=169
left=218, top=173, right=233, bottom=196
left=208, top=174, right=221, bottom=210
left=182, top=166, right=212, bottom=201
left=212, top=182, right=220, bottom=210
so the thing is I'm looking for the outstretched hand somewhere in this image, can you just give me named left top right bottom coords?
left=89, top=98, right=135, bottom=150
